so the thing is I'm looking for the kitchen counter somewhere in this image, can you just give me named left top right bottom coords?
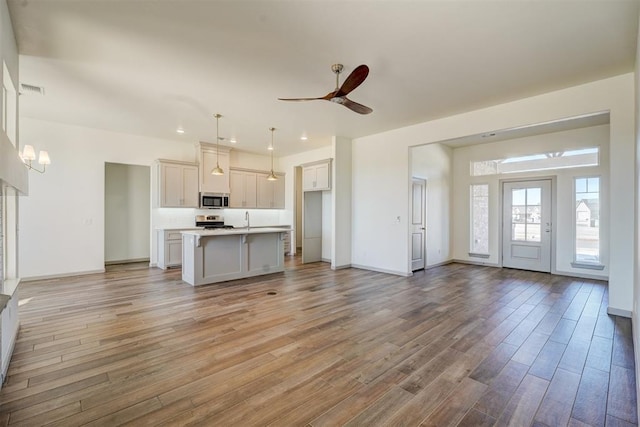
left=155, top=227, right=204, bottom=231
left=181, top=227, right=290, bottom=237
left=181, top=228, right=289, bottom=286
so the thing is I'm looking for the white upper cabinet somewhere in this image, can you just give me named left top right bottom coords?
left=257, top=172, right=285, bottom=209
left=198, top=143, right=230, bottom=194
left=229, top=169, right=257, bottom=208
left=302, top=159, right=332, bottom=191
left=157, top=160, right=199, bottom=208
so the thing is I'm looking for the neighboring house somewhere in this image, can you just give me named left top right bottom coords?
left=576, top=199, right=600, bottom=227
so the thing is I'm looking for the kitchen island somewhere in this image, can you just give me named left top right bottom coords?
left=181, top=228, right=289, bottom=286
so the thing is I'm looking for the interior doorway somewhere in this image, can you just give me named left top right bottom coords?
left=104, top=163, right=150, bottom=265
left=302, top=191, right=322, bottom=263
left=410, top=178, right=426, bottom=271
left=502, top=179, right=552, bottom=272
left=294, top=166, right=303, bottom=254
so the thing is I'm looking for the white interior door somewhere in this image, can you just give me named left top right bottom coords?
left=411, top=178, right=426, bottom=271
left=502, top=180, right=552, bottom=272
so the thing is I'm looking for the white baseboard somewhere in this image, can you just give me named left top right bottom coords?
left=104, top=258, right=150, bottom=266
left=424, top=260, right=454, bottom=269
left=452, top=258, right=500, bottom=268
left=331, top=264, right=352, bottom=271
left=21, top=269, right=106, bottom=282
left=607, top=307, right=632, bottom=318
left=350, top=264, right=412, bottom=277
left=551, top=269, right=608, bottom=281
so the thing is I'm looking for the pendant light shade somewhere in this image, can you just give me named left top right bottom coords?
left=267, top=127, right=278, bottom=181
left=211, top=113, right=224, bottom=176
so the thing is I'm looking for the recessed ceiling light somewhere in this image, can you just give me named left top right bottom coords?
left=176, top=128, right=185, bottom=134
left=230, top=138, right=237, bottom=144
left=300, top=136, right=308, bottom=141
left=268, top=145, right=274, bottom=151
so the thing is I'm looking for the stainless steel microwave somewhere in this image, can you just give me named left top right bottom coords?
left=199, top=193, right=229, bottom=209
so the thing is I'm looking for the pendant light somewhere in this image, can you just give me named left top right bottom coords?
left=211, top=113, right=224, bottom=176
left=267, top=127, right=278, bottom=181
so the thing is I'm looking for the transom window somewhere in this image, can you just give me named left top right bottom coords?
left=471, top=147, right=599, bottom=177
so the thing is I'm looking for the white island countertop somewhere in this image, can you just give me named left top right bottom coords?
left=181, top=227, right=290, bottom=237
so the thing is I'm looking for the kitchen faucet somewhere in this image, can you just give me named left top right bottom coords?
left=245, top=211, right=250, bottom=230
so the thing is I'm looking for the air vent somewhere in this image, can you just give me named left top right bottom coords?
left=20, top=83, right=45, bottom=95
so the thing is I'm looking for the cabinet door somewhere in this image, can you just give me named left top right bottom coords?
left=230, top=171, right=257, bottom=208
left=229, top=170, right=246, bottom=208
left=200, top=150, right=230, bottom=194
left=167, top=240, right=183, bottom=266
left=244, top=173, right=257, bottom=208
left=256, top=173, right=272, bottom=208
left=302, top=167, right=317, bottom=191
left=161, top=163, right=183, bottom=207
left=315, top=163, right=330, bottom=190
left=182, top=165, right=199, bottom=207
left=273, top=176, right=285, bottom=208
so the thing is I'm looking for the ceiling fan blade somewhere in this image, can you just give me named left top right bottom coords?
left=278, top=97, right=325, bottom=102
left=335, top=65, right=369, bottom=97
left=342, top=97, right=373, bottom=115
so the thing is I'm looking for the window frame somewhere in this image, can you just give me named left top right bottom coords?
left=571, top=175, right=604, bottom=270
left=469, top=183, right=490, bottom=258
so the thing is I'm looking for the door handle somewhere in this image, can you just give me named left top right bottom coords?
left=421, top=227, right=426, bottom=230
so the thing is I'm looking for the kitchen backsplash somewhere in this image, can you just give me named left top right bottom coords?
left=221, top=209, right=282, bottom=228
left=152, top=207, right=285, bottom=229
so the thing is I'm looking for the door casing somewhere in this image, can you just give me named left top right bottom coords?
left=410, top=177, right=427, bottom=271
left=499, top=176, right=557, bottom=273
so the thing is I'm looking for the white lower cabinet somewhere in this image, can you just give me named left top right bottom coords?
left=158, top=229, right=193, bottom=269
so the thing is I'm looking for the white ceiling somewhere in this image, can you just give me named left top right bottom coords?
left=7, top=0, right=639, bottom=157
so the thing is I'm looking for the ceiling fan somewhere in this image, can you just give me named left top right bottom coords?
left=278, top=64, right=373, bottom=115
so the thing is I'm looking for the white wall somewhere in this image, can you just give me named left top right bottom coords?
left=1, top=0, right=23, bottom=383
left=633, top=8, right=640, bottom=422
left=105, top=163, right=150, bottom=263
left=332, top=136, right=352, bottom=268
left=352, top=73, right=635, bottom=314
left=411, top=143, right=453, bottom=267
left=452, top=125, right=610, bottom=278
left=19, top=119, right=196, bottom=278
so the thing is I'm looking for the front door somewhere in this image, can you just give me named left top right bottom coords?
left=411, top=178, right=426, bottom=271
left=502, top=179, right=552, bottom=272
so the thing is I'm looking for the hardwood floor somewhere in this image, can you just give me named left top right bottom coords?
left=1, top=259, right=636, bottom=426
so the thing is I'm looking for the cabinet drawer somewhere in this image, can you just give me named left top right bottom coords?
left=166, top=231, right=183, bottom=241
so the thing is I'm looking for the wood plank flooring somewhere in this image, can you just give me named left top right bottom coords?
left=1, top=259, right=636, bottom=426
